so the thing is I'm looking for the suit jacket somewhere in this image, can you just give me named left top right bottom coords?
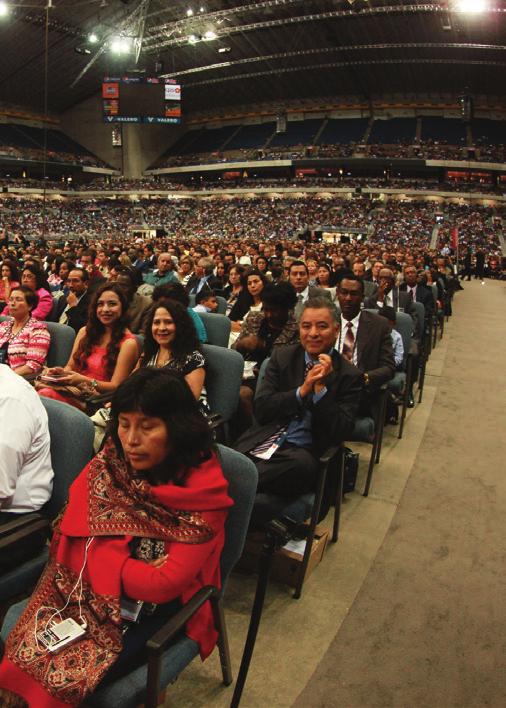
left=235, top=344, right=363, bottom=458
left=294, top=286, right=332, bottom=319
left=363, top=280, right=378, bottom=299
left=399, top=283, right=434, bottom=317
left=363, top=288, right=419, bottom=340
left=353, top=310, right=395, bottom=389
left=60, top=291, right=91, bottom=333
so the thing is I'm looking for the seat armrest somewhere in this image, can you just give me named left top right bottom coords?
left=0, top=517, right=50, bottom=551
left=146, top=585, right=219, bottom=655
left=0, top=512, right=44, bottom=539
left=408, top=339, right=419, bottom=357
left=319, top=445, right=341, bottom=465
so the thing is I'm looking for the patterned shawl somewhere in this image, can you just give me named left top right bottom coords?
left=0, top=441, right=232, bottom=707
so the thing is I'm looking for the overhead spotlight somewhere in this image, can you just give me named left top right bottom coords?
left=218, top=46, right=231, bottom=53
left=188, top=33, right=199, bottom=44
left=110, top=36, right=131, bottom=54
left=199, top=6, right=205, bottom=12
left=454, top=0, right=488, bottom=12
left=0, top=1, right=9, bottom=17
left=204, top=30, right=217, bottom=40
left=186, top=7, right=193, bottom=16
left=75, top=46, right=92, bottom=55
left=88, top=32, right=99, bottom=43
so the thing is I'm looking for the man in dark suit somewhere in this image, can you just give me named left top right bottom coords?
left=364, top=267, right=420, bottom=340
left=58, top=267, right=91, bottom=333
left=289, top=260, right=331, bottom=319
left=235, top=296, right=363, bottom=498
left=399, top=265, right=434, bottom=321
left=335, top=275, right=395, bottom=398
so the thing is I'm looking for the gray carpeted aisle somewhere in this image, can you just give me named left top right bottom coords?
left=294, top=279, right=506, bottom=707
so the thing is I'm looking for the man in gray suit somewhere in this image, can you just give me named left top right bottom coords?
left=289, top=260, right=331, bottom=319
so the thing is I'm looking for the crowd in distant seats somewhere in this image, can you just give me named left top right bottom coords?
left=2, top=174, right=504, bottom=196
left=153, top=138, right=506, bottom=169
left=0, top=196, right=504, bottom=257
left=0, top=143, right=106, bottom=168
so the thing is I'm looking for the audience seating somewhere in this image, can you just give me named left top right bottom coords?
left=1, top=445, right=258, bottom=708
left=199, top=312, right=231, bottom=347
left=0, top=397, right=94, bottom=606
left=202, top=343, right=244, bottom=443
left=44, top=322, right=76, bottom=368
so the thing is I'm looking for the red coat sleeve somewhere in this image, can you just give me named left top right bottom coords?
left=121, top=509, right=226, bottom=604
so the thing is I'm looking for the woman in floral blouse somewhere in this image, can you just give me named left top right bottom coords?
left=0, top=285, right=50, bottom=376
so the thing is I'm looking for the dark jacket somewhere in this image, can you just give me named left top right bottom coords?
left=353, top=310, right=395, bottom=389
left=235, top=344, right=363, bottom=458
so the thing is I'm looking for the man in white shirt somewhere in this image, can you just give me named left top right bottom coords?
left=0, top=364, right=53, bottom=523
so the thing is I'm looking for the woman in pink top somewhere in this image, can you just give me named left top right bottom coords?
left=38, top=282, right=139, bottom=409
left=1, top=263, right=52, bottom=320
left=0, top=286, right=50, bottom=376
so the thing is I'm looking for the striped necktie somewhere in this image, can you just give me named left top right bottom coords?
left=342, top=321, right=355, bottom=362
left=250, top=359, right=314, bottom=457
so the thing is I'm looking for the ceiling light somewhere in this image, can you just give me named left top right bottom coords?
left=188, top=34, right=199, bottom=44
left=204, top=30, right=217, bottom=40
left=454, top=0, right=488, bottom=12
left=186, top=8, right=193, bottom=16
left=199, top=6, right=205, bottom=12
left=88, top=32, right=98, bottom=43
left=0, top=2, right=9, bottom=17
left=218, top=46, right=231, bottom=53
left=110, top=36, right=131, bottom=54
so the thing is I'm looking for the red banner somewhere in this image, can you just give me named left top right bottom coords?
left=450, top=227, right=458, bottom=250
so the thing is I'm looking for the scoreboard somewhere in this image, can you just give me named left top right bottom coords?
left=102, top=76, right=182, bottom=124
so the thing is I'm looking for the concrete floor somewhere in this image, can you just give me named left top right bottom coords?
left=165, top=279, right=506, bottom=708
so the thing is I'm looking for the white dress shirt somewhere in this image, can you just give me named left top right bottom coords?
left=335, top=312, right=361, bottom=366
left=0, top=365, right=53, bottom=514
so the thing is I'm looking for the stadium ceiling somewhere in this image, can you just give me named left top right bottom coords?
left=0, top=0, right=505, bottom=117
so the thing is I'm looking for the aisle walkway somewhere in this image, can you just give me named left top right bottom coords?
left=294, top=278, right=506, bottom=707
left=167, top=279, right=505, bottom=707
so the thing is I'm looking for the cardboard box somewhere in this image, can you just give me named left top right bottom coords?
left=238, top=524, right=329, bottom=589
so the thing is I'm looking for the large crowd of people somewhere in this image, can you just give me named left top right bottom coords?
left=0, top=188, right=503, bottom=705
left=155, top=139, right=506, bottom=169
left=0, top=196, right=504, bottom=257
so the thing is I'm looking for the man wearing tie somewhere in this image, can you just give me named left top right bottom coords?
left=364, top=267, right=419, bottom=340
left=335, top=275, right=395, bottom=412
left=399, top=265, right=434, bottom=321
left=289, top=260, right=331, bottom=319
left=235, top=296, right=362, bottom=498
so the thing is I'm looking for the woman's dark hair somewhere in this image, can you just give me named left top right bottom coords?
left=256, top=255, right=269, bottom=272
left=51, top=255, right=65, bottom=273
left=228, top=264, right=246, bottom=285
left=73, top=282, right=129, bottom=377
left=246, top=268, right=268, bottom=288
left=152, top=281, right=190, bottom=307
left=261, top=281, right=297, bottom=310
left=1, top=259, right=20, bottom=282
left=109, top=367, right=212, bottom=482
left=316, top=261, right=335, bottom=286
left=11, top=284, right=39, bottom=312
left=142, top=298, right=199, bottom=365
left=22, top=263, right=50, bottom=292
left=59, top=259, right=76, bottom=277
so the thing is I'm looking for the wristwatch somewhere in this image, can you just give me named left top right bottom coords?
left=91, top=379, right=99, bottom=391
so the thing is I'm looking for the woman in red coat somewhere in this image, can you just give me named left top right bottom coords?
left=0, top=368, right=233, bottom=707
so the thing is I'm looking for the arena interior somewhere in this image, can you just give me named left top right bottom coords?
left=0, top=0, right=505, bottom=706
